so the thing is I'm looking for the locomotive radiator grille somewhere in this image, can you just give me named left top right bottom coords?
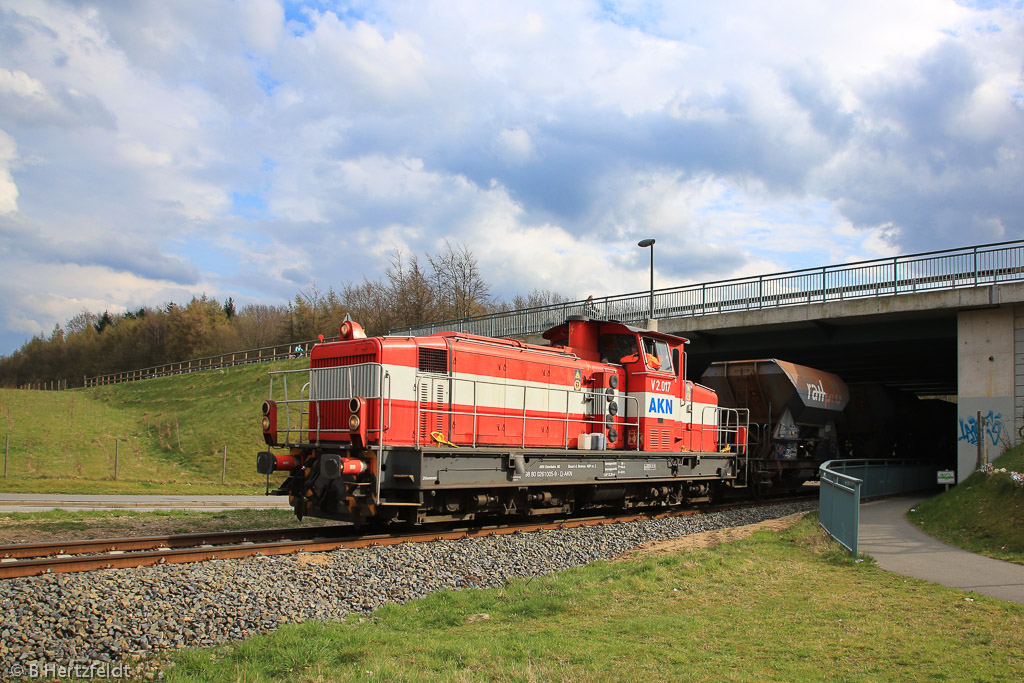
left=418, top=347, right=448, bottom=373
left=308, top=359, right=382, bottom=436
left=647, top=427, right=672, bottom=451
left=418, top=380, right=448, bottom=440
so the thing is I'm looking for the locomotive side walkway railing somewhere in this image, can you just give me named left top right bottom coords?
left=391, top=240, right=1024, bottom=339
left=819, top=459, right=937, bottom=556
left=414, top=374, right=643, bottom=450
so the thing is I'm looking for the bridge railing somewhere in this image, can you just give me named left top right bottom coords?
left=390, top=240, right=1024, bottom=338
left=819, top=459, right=938, bottom=556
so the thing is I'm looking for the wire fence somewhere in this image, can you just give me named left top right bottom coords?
left=389, top=240, right=1024, bottom=338
left=80, top=337, right=337, bottom=388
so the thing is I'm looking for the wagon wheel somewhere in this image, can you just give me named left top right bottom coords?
left=749, top=468, right=772, bottom=500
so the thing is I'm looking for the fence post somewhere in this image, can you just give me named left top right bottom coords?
left=114, top=439, right=119, bottom=481
left=4, top=434, right=8, bottom=478
left=222, top=446, right=227, bottom=485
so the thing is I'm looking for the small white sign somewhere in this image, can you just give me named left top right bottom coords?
left=937, top=470, right=956, bottom=485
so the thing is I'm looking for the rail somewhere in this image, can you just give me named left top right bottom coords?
left=819, top=458, right=937, bottom=556
left=390, top=240, right=1024, bottom=338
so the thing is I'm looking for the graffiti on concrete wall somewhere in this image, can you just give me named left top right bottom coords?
left=957, top=410, right=1004, bottom=447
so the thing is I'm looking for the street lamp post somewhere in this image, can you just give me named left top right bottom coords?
left=638, top=238, right=655, bottom=322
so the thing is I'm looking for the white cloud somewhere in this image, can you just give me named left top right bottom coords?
left=0, top=129, right=18, bottom=214
left=495, top=127, right=535, bottom=164
left=240, top=0, right=284, bottom=54
left=0, top=0, right=1022, bottom=355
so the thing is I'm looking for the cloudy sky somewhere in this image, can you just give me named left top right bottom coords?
left=1, top=0, right=1022, bottom=354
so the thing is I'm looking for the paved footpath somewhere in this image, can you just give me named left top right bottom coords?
left=859, top=495, right=1024, bottom=605
left=0, top=493, right=289, bottom=512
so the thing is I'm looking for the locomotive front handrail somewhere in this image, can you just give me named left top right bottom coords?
left=267, top=363, right=386, bottom=445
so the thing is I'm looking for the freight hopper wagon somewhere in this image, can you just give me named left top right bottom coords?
left=257, top=317, right=749, bottom=525
left=700, top=359, right=848, bottom=496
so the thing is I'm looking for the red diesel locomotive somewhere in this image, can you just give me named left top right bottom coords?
left=257, top=316, right=749, bottom=524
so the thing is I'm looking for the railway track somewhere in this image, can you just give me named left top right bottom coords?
left=0, top=497, right=815, bottom=580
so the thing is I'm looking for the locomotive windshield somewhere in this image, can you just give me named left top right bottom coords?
left=643, top=338, right=673, bottom=373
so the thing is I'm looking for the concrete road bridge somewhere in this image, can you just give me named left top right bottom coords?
left=391, top=240, right=1024, bottom=483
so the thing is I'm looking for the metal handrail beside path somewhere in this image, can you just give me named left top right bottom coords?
left=819, top=463, right=863, bottom=555
left=819, top=458, right=937, bottom=556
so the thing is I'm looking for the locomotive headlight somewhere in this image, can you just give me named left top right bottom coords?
left=347, top=396, right=368, bottom=447
left=261, top=400, right=278, bottom=446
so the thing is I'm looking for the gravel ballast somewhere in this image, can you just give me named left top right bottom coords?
left=0, top=501, right=816, bottom=672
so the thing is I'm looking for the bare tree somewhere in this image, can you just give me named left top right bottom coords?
left=342, top=279, right=393, bottom=336
left=233, top=303, right=288, bottom=349
left=427, top=240, right=490, bottom=319
left=502, top=288, right=571, bottom=311
left=387, top=249, right=436, bottom=326
left=294, top=281, right=326, bottom=338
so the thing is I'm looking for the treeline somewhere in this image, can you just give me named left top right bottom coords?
left=0, top=243, right=569, bottom=388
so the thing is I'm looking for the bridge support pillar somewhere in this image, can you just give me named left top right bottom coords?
left=956, top=306, right=1019, bottom=482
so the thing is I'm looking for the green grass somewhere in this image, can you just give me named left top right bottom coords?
left=0, top=359, right=305, bottom=494
left=910, top=444, right=1024, bottom=564
left=162, top=515, right=1024, bottom=682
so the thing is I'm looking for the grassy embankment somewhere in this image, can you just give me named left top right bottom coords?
left=163, top=514, right=1024, bottom=682
left=910, top=443, right=1024, bottom=564
left=0, top=358, right=305, bottom=495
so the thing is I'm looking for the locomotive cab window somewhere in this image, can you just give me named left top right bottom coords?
left=599, top=334, right=639, bottom=364
left=643, top=338, right=673, bottom=373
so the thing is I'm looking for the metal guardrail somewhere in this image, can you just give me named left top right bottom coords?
left=819, top=459, right=937, bottom=556
left=390, top=240, right=1024, bottom=338
left=819, top=465, right=861, bottom=555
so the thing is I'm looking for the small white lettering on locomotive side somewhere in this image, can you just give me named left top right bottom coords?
left=650, top=378, right=673, bottom=392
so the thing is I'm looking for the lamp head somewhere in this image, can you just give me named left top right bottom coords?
left=637, top=238, right=655, bottom=248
